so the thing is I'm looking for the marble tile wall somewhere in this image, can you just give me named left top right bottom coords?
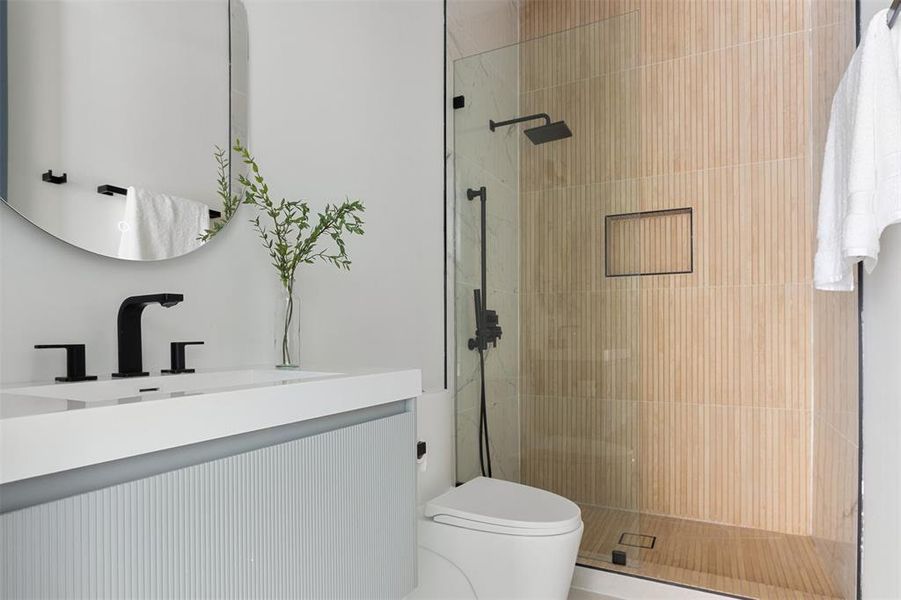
left=447, top=0, right=520, bottom=61
left=447, top=0, right=522, bottom=483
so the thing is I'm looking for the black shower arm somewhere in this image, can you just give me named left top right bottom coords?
left=489, top=113, right=551, bottom=131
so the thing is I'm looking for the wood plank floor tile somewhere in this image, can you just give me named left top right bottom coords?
left=578, top=505, right=843, bottom=599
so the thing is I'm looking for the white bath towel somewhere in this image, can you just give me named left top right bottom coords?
left=815, top=9, right=901, bottom=291
left=117, top=186, right=211, bottom=260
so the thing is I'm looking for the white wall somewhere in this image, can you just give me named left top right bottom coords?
left=1, top=0, right=445, bottom=396
left=858, top=3, right=901, bottom=598
left=416, top=390, right=455, bottom=503
left=242, top=0, right=450, bottom=501
left=244, top=0, right=444, bottom=393
left=861, top=226, right=901, bottom=599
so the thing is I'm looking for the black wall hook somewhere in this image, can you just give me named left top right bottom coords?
left=97, top=184, right=128, bottom=196
left=42, top=170, right=67, bottom=185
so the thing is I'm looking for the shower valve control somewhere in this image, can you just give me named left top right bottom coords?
left=483, top=309, right=503, bottom=347
left=469, top=307, right=502, bottom=351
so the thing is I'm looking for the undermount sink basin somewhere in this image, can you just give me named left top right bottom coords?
left=3, top=369, right=339, bottom=404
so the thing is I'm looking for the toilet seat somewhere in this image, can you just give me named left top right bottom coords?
left=425, top=477, right=581, bottom=537
left=419, top=478, right=584, bottom=599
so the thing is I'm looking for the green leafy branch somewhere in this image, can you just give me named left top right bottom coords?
left=198, top=146, right=242, bottom=242
left=232, top=139, right=365, bottom=290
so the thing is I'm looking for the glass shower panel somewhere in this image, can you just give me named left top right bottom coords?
left=453, top=42, right=522, bottom=485
left=452, top=12, right=645, bottom=569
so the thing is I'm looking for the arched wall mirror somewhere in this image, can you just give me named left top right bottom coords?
left=0, top=0, right=248, bottom=261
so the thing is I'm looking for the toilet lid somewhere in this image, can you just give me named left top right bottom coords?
left=425, top=477, right=582, bottom=536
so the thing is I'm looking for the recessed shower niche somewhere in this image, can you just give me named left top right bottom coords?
left=605, top=208, right=692, bottom=277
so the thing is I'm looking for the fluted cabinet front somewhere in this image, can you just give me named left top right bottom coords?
left=0, top=412, right=416, bottom=599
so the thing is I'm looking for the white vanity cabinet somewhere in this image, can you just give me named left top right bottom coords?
left=0, top=369, right=419, bottom=599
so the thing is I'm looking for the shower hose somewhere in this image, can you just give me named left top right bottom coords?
left=478, top=345, right=493, bottom=478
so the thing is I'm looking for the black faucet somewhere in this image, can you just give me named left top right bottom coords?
left=112, top=293, right=184, bottom=378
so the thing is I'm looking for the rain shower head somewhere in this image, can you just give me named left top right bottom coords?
left=489, top=113, right=572, bottom=145
left=524, top=120, right=572, bottom=144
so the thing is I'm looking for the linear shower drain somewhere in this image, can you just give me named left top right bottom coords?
left=618, top=532, right=656, bottom=549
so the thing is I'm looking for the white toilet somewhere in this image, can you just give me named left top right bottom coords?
left=418, top=476, right=583, bottom=600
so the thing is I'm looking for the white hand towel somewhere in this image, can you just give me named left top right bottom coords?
left=117, top=186, right=211, bottom=260
left=815, top=9, right=901, bottom=291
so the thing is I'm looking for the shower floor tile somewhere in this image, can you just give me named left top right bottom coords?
left=577, top=505, right=844, bottom=599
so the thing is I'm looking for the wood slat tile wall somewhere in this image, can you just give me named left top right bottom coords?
left=518, top=0, right=858, bottom=550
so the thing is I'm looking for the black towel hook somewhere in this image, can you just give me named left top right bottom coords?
left=888, top=0, right=900, bottom=28
left=41, top=170, right=67, bottom=185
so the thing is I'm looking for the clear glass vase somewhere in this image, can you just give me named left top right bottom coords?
left=276, top=279, right=300, bottom=368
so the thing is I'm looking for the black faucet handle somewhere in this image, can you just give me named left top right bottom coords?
left=162, top=341, right=204, bottom=375
left=34, top=344, right=98, bottom=382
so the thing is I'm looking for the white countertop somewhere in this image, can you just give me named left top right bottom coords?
left=0, top=367, right=421, bottom=485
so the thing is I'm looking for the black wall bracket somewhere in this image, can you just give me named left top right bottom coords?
left=98, top=184, right=128, bottom=196
left=42, top=170, right=67, bottom=185
left=453, top=95, right=465, bottom=109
